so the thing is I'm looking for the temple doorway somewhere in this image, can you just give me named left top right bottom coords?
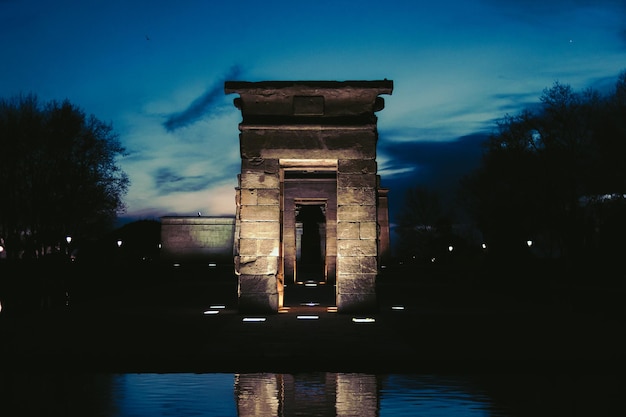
left=295, top=203, right=326, bottom=282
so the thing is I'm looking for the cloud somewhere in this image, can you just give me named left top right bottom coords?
left=163, top=65, right=242, bottom=132
left=153, top=155, right=239, bottom=194
left=378, top=132, right=488, bottom=221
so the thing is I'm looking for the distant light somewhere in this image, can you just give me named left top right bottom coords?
left=117, top=240, right=122, bottom=247
left=173, top=263, right=181, bottom=267
left=203, top=310, right=219, bottom=315
left=301, top=302, right=319, bottom=306
left=0, top=245, right=4, bottom=253
left=208, top=263, right=217, bottom=267
left=482, top=243, right=487, bottom=250
left=391, top=306, right=405, bottom=310
left=431, top=257, right=436, bottom=263
left=352, top=317, right=376, bottom=323
left=526, top=240, right=533, bottom=247
left=304, top=282, right=317, bottom=287
left=0, top=300, right=2, bottom=314
left=297, top=315, right=319, bottom=320
left=158, top=243, right=162, bottom=249
left=65, top=236, right=72, bottom=244
left=243, top=317, right=266, bottom=322
left=210, top=305, right=226, bottom=309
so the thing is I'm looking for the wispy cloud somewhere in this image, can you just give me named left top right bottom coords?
left=163, top=65, right=242, bottom=132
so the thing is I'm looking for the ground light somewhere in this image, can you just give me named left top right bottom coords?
left=203, top=305, right=226, bottom=315
left=391, top=305, right=405, bottom=310
left=242, top=317, right=266, bottom=322
left=296, top=315, right=319, bottom=320
left=352, top=317, right=376, bottom=323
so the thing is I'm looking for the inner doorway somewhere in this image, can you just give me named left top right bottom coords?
left=295, top=203, right=326, bottom=282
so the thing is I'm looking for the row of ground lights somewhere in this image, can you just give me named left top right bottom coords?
left=201, top=305, right=406, bottom=323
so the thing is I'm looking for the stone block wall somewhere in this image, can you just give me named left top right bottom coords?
left=234, top=159, right=282, bottom=313
left=336, top=159, right=379, bottom=312
left=225, top=80, right=393, bottom=313
left=160, top=216, right=235, bottom=264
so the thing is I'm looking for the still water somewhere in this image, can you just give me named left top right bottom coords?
left=0, top=372, right=622, bottom=416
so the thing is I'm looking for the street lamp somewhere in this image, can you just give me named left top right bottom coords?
left=65, top=235, right=72, bottom=256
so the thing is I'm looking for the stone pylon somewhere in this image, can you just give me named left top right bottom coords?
left=225, top=80, right=393, bottom=313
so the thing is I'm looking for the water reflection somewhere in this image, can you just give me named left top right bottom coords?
left=1, top=372, right=622, bottom=416
left=236, top=373, right=380, bottom=417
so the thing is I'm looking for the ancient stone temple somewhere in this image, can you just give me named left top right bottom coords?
left=225, top=80, right=393, bottom=313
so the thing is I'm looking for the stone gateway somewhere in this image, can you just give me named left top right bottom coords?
left=225, top=80, right=393, bottom=313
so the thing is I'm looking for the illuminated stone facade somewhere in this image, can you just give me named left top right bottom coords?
left=226, top=80, right=393, bottom=313
left=160, top=216, right=235, bottom=264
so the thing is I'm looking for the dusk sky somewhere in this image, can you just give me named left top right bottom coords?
left=1, top=0, right=625, bottom=225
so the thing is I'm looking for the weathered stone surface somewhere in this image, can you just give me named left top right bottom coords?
left=377, top=187, right=391, bottom=265
left=238, top=290, right=279, bottom=314
left=225, top=80, right=393, bottom=119
left=238, top=274, right=280, bottom=293
left=337, top=173, right=377, bottom=188
left=337, top=240, right=377, bottom=257
left=359, top=221, right=378, bottom=240
left=160, top=216, right=235, bottom=263
left=241, top=157, right=279, bottom=174
left=336, top=292, right=377, bottom=314
left=239, top=189, right=258, bottom=206
left=240, top=205, right=280, bottom=222
left=257, top=189, right=280, bottom=205
left=336, top=256, right=377, bottom=274
left=240, top=128, right=377, bottom=161
left=336, top=222, right=360, bottom=240
left=336, top=187, right=377, bottom=206
left=239, top=222, right=280, bottom=239
left=338, top=159, right=377, bottom=174
left=236, top=256, right=280, bottom=276
left=238, top=239, right=280, bottom=257
left=240, top=171, right=280, bottom=189
left=336, top=273, right=377, bottom=293
left=337, top=205, right=377, bottom=222
left=227, top=80, right=393, bottom=313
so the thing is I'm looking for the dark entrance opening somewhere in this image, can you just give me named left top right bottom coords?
left=295, top=204, right=326, bottom=282
left=283, top=202, right=335, bottom=307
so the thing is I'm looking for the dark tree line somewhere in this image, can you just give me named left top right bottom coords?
left=0, top=94, right=129, bottom=260
left=397, top=70, right=626, bottom=273
left=461, top=70, right=626, bottom=265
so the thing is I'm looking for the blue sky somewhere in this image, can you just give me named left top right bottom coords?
left=1, top=0, right=625, bottom=224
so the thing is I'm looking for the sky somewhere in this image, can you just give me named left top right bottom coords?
left=1, top=0, right=625, bottom=226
